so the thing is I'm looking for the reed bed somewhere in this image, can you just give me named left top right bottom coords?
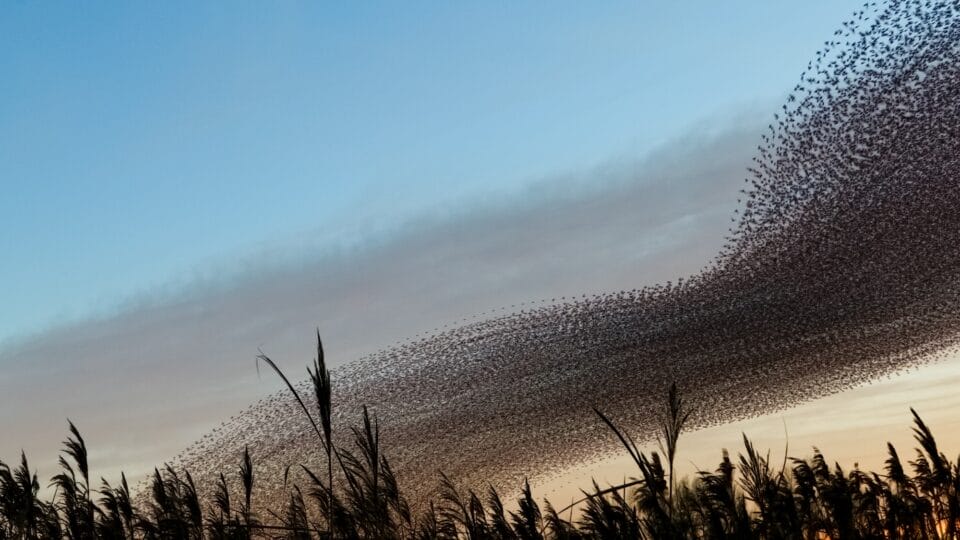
left=3, top=333, right=960, bottom=539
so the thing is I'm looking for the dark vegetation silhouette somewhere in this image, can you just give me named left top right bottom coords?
left=3, top=333, right=960, bottom=539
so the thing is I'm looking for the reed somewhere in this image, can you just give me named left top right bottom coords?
left=3, top=335, right=960, bottom=539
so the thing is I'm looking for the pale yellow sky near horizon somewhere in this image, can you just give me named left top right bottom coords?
left=534, top=351, right=960, bottom=509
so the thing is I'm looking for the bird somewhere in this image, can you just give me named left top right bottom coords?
left=178, top=0, right=960, bottom=514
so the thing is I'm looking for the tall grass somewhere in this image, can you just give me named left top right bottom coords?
left=3, top=333, right=960, bottom=539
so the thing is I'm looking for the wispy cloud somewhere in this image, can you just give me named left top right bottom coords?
left=0, top=116, right=762, bottom=482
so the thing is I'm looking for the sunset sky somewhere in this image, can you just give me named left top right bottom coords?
left=6, top=0, right=949, bottom=493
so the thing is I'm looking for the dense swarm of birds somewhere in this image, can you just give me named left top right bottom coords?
left=177, top=0, right=960, bottom=514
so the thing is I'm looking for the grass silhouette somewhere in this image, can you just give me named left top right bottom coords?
left=2, top=332, right=960, bottom=539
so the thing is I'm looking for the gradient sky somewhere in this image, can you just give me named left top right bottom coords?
left=10, top=1, right=927, bottom=493
left=0, top=1, right=863, bottom=346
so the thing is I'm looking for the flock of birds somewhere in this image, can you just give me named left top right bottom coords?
left=177, top=0, right=960, bottom=511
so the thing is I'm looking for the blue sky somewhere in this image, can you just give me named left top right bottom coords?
left=0, top=1, right=862, bottom=345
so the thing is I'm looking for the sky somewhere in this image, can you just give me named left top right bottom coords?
left=0, top=1, right=863, bottom=346
left=0, top=0, right=903, bottom=488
